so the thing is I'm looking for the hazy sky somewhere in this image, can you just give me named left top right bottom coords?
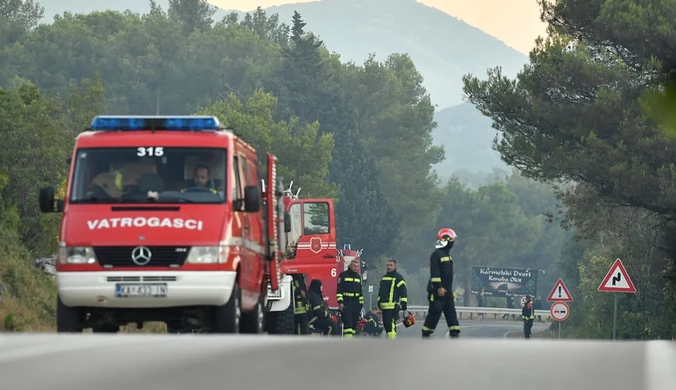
left=212, top=0, right=548, bottom=54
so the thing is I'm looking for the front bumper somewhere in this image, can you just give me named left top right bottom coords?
left=57, top=271, right=237, bottom=309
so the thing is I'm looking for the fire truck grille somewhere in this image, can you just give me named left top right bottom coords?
left=93, top=246, right=190, bottom=267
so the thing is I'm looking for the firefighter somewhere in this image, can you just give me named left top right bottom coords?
left=363, top=307, right=384, bottom=336
left=180, top=164, right=217, bottom=194
left=422, top=228, right=461, bottom=338
left=522, top=295, right=535, bottom=338
left=307, top=279, right=339, bottom=336
left=336, top=259, right=364, bottom=338
left=292, top=274, right=310, bottom=335
left=377, top=259, right=408, bottom=339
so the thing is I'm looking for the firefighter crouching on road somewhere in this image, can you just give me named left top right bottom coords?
left=337, top=259, right=364, bottom=338
left=308, top=279, right=339, bottom=335
left=377, top=259, right=408, bottom=339
left=422, top=228, right=461, bottom=338
left=522, top=295, right=535, bottom=339
left=363, top=307, right=384, bottom=336
left=292, top=274, right=310, bottom=335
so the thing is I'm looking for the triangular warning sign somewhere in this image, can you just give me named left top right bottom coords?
left=598, top=258, right=636, bottom=293
left=547, top=278, right=573, bottom=302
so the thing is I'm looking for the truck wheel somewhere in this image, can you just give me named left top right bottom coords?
left=92, top=325, right=119, bottom=333
left=57, top=296, right=83, bottom=333
left=213, top=283, right=241, bottom=333
left=266, top=285, right=295, bottom=335
left=166, top=320, right=184, bottom=334
left=240, top=295, right=265, bottom=334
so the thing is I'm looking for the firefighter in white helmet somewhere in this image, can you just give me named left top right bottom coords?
left=422, top=228, right=460, bottom=338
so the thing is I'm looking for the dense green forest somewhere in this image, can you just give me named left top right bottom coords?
left=0, top=0, right=673, bottom=339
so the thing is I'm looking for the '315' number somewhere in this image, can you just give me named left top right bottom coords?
left=137, top=147, right=164, bottom=156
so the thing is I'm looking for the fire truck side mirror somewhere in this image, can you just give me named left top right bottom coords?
left=38, top=186, right=63, bottom=213
left=243, top=185, right=261, bottom=213
left=284, top=212, right=291, bottom=232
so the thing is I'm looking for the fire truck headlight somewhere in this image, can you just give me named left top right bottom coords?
left=186, top=245, right=229, bottom=264
left=58, top=246, right=98, bottom=264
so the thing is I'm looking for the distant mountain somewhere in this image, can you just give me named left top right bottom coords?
left=225, top=0, right=529, bottom=109
left=432, top=102, right=509, bottom=179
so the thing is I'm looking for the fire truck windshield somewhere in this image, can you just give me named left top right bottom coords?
left=69, top=147, right=226, bottom=204
left=285, top=201, right=331, bottom=258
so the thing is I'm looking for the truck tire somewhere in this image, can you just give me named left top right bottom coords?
left=92, top=325, right=119, bottom=333
left=266, top=285, right=295, bottom=335
left=212, top=283, right=241, bottom=333
left=240, top=294, right=265, bottom=334
left=57, top=296, right=83, bottom=333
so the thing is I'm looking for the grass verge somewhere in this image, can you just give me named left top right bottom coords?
left=0, top=228, right=168, bottom=333
left=0, top=235, right=57, bottom=331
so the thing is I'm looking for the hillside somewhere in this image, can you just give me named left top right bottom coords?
left=35, top=0, right=525, bottom=175
left=432, top=103, right=509, bottom=179
left=226, top=0, right=528, bottom=108
left=37, top=0, right=528, bottom=109
left=38, top=0, right=228, bottom=21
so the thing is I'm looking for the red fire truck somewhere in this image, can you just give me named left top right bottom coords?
left=38, top=115, right=301, bottom=334
left=275, top=182, right=366, bottom=312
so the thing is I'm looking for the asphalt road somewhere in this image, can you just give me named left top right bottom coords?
left=396, top=320, right=551, bottom=338
left=1, top=333, right=675, bottom=390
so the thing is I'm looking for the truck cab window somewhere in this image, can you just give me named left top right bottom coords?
left=70, top=147, right=227, bottom=204
left=303, top=202, right=330, bottom=235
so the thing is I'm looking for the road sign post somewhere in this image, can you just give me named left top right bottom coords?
left=368, top=285, right=374, bottom=309
left=597, top=258, right=637, bottom=340
left=547, top=279, right=572, bottom=339
left=549, top=301, right=570, bottom=339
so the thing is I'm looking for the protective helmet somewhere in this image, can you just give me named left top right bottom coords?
left=436, top=228, right=457, bottom=248
left=437, top=228, right=457, bottom=241
left=402, top=311, right=416, bottom=328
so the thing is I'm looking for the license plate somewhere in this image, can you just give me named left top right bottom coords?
left=115, top=284, right=168, bottom=297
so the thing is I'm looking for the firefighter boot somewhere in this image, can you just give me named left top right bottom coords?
left=422, top=326, right=434, bottom=338
left=449, top=325, right=460, bottom=338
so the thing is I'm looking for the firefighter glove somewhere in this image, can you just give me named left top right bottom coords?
left=401, top=302, right=407, bottom=311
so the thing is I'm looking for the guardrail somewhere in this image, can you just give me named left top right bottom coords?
left=405, top=305, right=552, bottom=321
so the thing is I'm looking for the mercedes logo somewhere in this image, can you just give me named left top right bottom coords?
left=131, top=246, right=152, bottom=266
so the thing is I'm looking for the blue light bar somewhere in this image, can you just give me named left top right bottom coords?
left=89, top=115, right=223, bottom=131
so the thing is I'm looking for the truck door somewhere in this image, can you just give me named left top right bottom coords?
left=300, top=200, right=335, bottom=260
left=233, top=155, right=254, bottom=289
